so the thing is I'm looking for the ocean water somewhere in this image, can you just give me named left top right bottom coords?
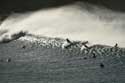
left=0, top=35, right=125, bottom=83
left=0, top=1, right=125, bottom=83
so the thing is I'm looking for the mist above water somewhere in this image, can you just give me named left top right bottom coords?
left=0, top=2, right=125, bottom=47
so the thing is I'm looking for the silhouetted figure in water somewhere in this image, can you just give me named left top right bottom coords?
left=6, top=58, right=11, bottom=62
left=62, top=38, right=90, bottom=49
left=114, top=43, right=118, bottom=48
left=22, top=45, right=26, bottom=49
left=66, top=38, right=72, bottom=43
left=111, top=43, right=119, bottom=52
left=100, top=63, right=104, bottom=68
left=62, top=38, right=73, bottom=49
left=62, top=38, right=81, bottom=49
left=80, top=41, right=90, bottom=51
left=83, top=57, right=87, bottom=60
left=83, top=44, right=89, bottom=49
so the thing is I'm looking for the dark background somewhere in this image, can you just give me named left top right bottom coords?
left=0, top=0, right=125, bottom=14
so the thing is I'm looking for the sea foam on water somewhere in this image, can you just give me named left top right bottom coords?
left=0, top=2, right=125, bottom=47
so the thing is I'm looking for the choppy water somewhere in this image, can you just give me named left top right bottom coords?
left=0, top=2, right=125, bottom=82
left=0, top=35, right=125, bottom=83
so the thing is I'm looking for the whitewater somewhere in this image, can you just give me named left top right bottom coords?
left=0, top=2, right=125, bottom=47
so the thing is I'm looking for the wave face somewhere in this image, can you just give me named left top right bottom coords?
left=0, top=2, right=125, bottom=47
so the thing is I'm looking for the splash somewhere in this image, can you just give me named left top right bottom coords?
left=0, top=2, right=125, bottom=47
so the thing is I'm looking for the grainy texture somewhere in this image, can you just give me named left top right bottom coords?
left=0, top=35, right=125, bottom=83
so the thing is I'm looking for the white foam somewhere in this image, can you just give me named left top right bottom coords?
left=0, top=2, right=125, bottom=47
